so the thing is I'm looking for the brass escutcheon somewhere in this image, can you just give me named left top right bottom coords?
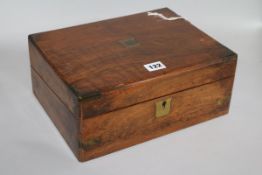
left=155, top=97, right=172, bottom=118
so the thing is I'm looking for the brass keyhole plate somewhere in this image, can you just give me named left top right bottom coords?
left=155, top=98, right=172, bottom=118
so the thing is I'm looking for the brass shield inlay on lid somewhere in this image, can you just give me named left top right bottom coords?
left=119, top=37, right=140, bottom=48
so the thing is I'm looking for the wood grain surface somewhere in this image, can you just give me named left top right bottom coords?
left=80, top=58, right=236, bottom=118
left=31, top=69, right=79, bottom=157
left=78, top=77, right=234, bottom=161
left=29, top=8, right=237, bottom=162
left=29, top=8, right=236, bottom=110
left=29, top=40, right=79, bottom=116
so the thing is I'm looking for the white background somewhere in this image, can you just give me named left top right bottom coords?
left=0, top=0, right=262, bottom=174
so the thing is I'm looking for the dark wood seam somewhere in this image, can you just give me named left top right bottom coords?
left=29, top=36, right=79, bottom=98
left=31, top=67, right=78, bottom=119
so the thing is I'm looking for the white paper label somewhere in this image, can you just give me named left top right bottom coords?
left=144, top=61, right=166, bottom=72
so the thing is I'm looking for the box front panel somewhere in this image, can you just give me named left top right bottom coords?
left=81, top=57, right=237, bottom=119
left=79, top=77, right=234, bottom=161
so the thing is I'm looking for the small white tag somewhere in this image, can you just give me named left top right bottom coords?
left=144, top=61, right=166, bottom=72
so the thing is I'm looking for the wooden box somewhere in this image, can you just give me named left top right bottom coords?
left=29, top=8, right=237, bottom=162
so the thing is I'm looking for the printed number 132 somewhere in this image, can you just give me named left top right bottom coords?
left=149, top=63, right=161, bottom=69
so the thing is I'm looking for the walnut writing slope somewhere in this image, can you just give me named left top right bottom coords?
left=29, top=8, right=237, bottom=162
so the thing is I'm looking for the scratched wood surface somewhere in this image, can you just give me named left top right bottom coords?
left=31, top=69, right=79, bottom=157
left=29, top=8, right=237, bottom=162
left=80, top=59, right=236, bottom=118
left=29, top=8, right=236, bottom=111
left=79, top=77, right=234, bottom=161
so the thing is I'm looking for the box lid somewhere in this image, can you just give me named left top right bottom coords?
left=29, top=8, right=237, bottom=118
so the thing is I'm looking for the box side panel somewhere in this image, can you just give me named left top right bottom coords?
left=29, top=38, right=79, bottom=116
left=81, top=58, right=237, bottom=118
left=79, top=77, right=234, bottom=161
left=31, top=69, right=79, bottom=159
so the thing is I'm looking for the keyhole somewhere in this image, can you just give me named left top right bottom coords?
left=155, top=98, right=171, bottom=118
left=162, top=101, right=167, bottom=108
